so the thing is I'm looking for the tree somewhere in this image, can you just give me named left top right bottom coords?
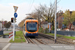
left=71, top=11, right=75, bottom=22
left=57, top=10, right=63, bottom=18
left=35, top=4, right=55, bottom=23
left=18, top=16, right=31, bottom=27
left=63, top=10, right=71, bottom=26
left=4, top=21, right=11, bottom=30
left=30, top=3, right=55, bottom=28
left=63, top=10, right=75, bottom=29
left=35, top=5, right=47, bottom=27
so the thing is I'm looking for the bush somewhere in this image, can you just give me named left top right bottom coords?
left=38, top=27, right=44, bottom=33
left=52, top=26, right=54, bottom=30
left=39, top=28, right=50, bottom=33
left=45, top=28, right=49, bottom=33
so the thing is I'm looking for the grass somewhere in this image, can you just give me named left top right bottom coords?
left=64, top=36, right=75, bottom=39
left=10, top=31, right=26, bottom=43
left=45, top=33, right=75, bottom=40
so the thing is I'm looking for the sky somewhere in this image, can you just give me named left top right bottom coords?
left=0, top=0, right=75, bottom=25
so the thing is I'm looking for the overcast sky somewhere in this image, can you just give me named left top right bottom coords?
left=0, top=0, right=75, bottom=25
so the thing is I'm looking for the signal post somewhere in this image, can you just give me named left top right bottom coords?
left=13, top=6, right=18, bottom=41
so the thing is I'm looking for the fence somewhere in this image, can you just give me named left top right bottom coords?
left=51, top=31, right=75, bottom=37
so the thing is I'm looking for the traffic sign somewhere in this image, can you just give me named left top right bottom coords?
left=14, top=13, right=18, bottom=18
left=13, top=6, right=18, bottom=12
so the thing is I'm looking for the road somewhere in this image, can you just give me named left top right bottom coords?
left=6, top=43, right=75, bottom=50
left=0, top=43, right=8, bottom=50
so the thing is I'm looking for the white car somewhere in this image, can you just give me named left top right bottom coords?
left=57, top=29, right=61, bottom=31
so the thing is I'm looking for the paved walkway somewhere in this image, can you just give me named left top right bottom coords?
left=6, top=43, right=75, bottom=50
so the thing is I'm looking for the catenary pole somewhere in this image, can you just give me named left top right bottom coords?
left=54, top=0, right=57, bottom=43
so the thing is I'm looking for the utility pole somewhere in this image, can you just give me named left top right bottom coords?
left=54, top=0, right=57, bottom=43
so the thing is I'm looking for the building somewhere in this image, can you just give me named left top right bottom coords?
left=57, top=16, right=64, bottom=28
left=41, top=21, right=48, bottom=29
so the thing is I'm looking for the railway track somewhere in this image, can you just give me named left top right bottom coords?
left=25, top=36, right=45, bottom=44
left=25, top=37, right=34, bottom=44
left=25, top=33, right=75, bottom=45
left=25, top=35, right=55, bottom=45
left=39, top=33, right=75, bottom=45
